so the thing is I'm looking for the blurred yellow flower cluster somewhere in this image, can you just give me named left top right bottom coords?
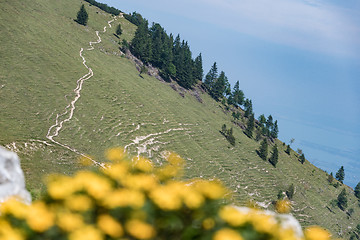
left=0, top=147, right=334, bottom=240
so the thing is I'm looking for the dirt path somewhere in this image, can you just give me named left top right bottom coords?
left=45, top=16, right=119, bottom=167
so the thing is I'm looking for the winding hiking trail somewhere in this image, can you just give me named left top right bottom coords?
left=46, top=17, right=118, bottom=167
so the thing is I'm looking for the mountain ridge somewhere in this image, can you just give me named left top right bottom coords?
left=0, top=0, right=359, bottom=238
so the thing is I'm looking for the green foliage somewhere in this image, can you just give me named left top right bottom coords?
left=337, top=188, right=348, bottom=210
left=244, top=114, right=255, bottom=138
left=269, top=145, right=279, bottom=167
left=244, top=99, right=253, bottom=118
left=124, top=12, right=145, bottom=26
left=335, top=166, right=345, bottom=183
left=231, top=111, right=240, bottom=120
left=286, top=184, right=295, bottom=200
left=131, top=21, right=152, bottom=63
left=355, top=182, right=360, bottom=199
left=121, top=39, right=129, bottom=51
left=299, top=153, right=305, bottom=164
left=285, top=144, right=291, bottom=155
left=220, top=124, right=236, bottom=146
left=258, top=138, right=268, bottom=161
left=277, top=190, right=285, bottom=200
left=115, top=24, right=122, bottom=36
left=271, top=120, right=279, bottom=139
left=84, top=0, right=121, bottom=15
left=327, top=172, right=334, bottom=184
left=76, top=4, right=88, bottom=26
left=193, top=53, right=203, bottom=81
left=232, top=81, right=244, bottom=106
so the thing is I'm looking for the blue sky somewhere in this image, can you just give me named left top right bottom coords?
left=100, top=0, right=360, bottom=188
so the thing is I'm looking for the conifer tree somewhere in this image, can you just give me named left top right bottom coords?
left=232, top=81, right=244, bottom=106
left=244, top=99, right=253, bottom=118
left=285, top=144, right=291, bottom=155
left=131, top=20, right=152, bottom=63
left=212, top=71, right=227, bottom=100
left=193, top=53, right=203, bottom=81
left=258, top=138, right=268, bottom=161
left=76, top=4, right=88, bottom=26
left=299, top=153, right=305, bottom=164
left=258, top=114, right=266, bottom=125
left=354, top=182, right=360, bottom=199
left=337, top=188, right=348, bottom=210
left=116, top=24, right=122, bottom=36
left=204, top=62, right=218, bottom=92
left=271, top=120, right=279, bottom=139
left=269, top=145, right=279, bottom=167
left=245, top=114, right=255, bottom=138
left=335, top=166, right=345, bottom=183
left=286, top=184, right=295, bottom=200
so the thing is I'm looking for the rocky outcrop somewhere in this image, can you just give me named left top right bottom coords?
left=0, top=146, right=31, bottom=204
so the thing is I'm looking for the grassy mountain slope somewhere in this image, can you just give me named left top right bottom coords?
left=0, top=0, right=359, bottom=238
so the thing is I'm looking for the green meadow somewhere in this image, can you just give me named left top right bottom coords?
left=0, top=0, right=359, bottom=238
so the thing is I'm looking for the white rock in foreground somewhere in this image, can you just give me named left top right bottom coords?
left=0, top=146, right=31, bottom=204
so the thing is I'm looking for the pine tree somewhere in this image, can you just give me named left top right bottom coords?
left=335, top=166, right=345, bottom=183
left=212, top=71, right=227, bottom=100
left=286, top=184, right=295, bottom=200
left=76, top=4, right=88, bottom=26
left=337, top=188, right=348, bottom=210
left=258, top=139, right=268, bottom=161
left=244, top=99, right=253, bottom=118
left=131, top=21, right=152, bottom=63
left=299, top=153, right=305, bottom=164
left=116, top=24, right=122, bottom=36
left=244, top=114, right=255, bottom=138
left=193, top=53, right=203, bottom=81
left=271, top=120, right=279, bottom=139
left=354, top=182, right=360, bottom=199
left=204, top=62, right=218, bottom=92
left=269, top=145, right=279, bottom=167
left=285, top=144, right=291, bottom=155
left=258, top=114, right=266, bottom=125
left=232, top=81, right=244, bottom=106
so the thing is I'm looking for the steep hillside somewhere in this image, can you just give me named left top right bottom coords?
left=0, top=0, right=359, bottom=238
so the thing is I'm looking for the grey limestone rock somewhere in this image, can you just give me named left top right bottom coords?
left=0, top=146, right=31, bottom=204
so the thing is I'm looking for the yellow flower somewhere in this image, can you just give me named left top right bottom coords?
left=203, top=218, right=215, bottom=230
left=123, top=174, right=157, bottom=191
left=65, top=194, right=93, bottom=212
left=69, top=225, right=103, bottom=240
left=157, top=164, right=183, bottom=180
left=213, top=228, right=243, bottom=240
left=150, top=185, right=182, bottom=210
left=219, top=206, right=248, bottom=227
left=106, top=147, right=125, bottom=162
left=125, top=219, right=156, bottom=239
left=102, top=189, right=145, bottom=209
left=305, top=226, right=331, bottom=240
left=194, top=180, right=226, bottom=199
left=133, top=157, right=153, bottom=172
left=75, top=171, right=113, bottom=200
left=57, top=212, right=84, bottom=232
left=276, top=199, right=291, bottom=214
left=0, top=220, right=24, bottom=240
left=182, top=188, right=204, bottom=209
left=166, top=152, right=184, bottom=166
left=0, top=198, right=28, bottom=219
left=103, top=162, right=129, bottom=182
left=250, top=213, right=277, bottom=234
left=26, top=201, right=55, bottom=232
left=47, top=175, right=77, bottom=200
left=97, top=214, right=123, bottom=238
